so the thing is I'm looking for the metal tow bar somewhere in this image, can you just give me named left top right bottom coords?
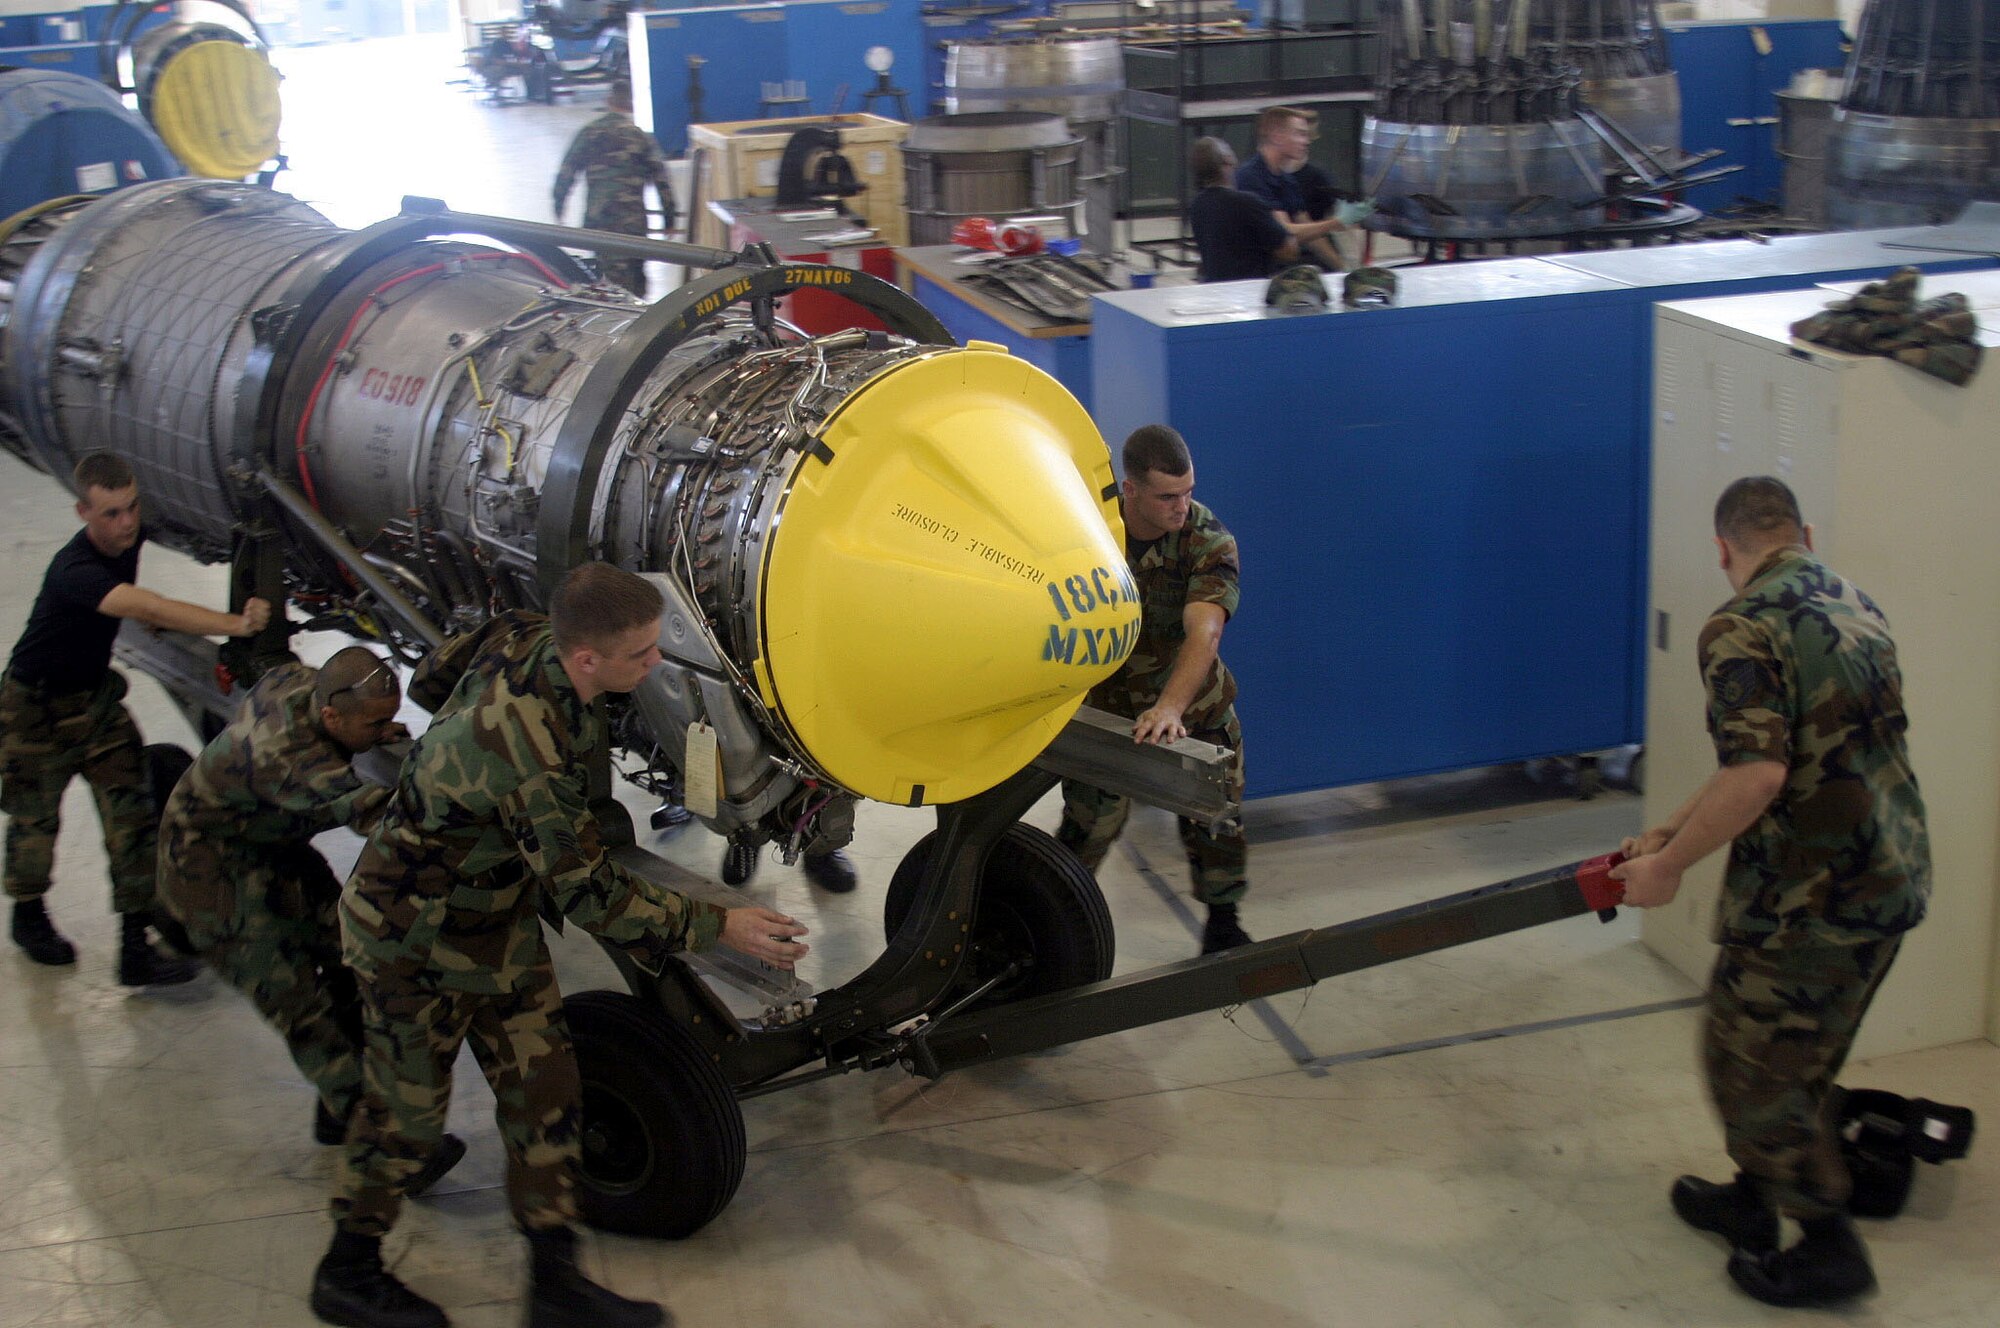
left=901, top=851, right=1628, bottom=1079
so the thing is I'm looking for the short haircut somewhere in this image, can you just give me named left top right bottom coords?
left=74, top=451, right=135, bottom=495
left=609, top=78, right=633, bottom=109
left=1714, top=476, right=1804, bottom=546
left=1256, top=106, right=1310, bottom=143
left=1190, top=136, right=1235, bottom=189
left=314, top=646, right=400, bottom=715
left=1123, top=424, right=1192, bottom=481
left=551, top=562, right=663, bottom=653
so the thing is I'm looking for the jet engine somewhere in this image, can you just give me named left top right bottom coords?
left=1829, top=0, right=2000, bottom=228
left=0, top=179, right=1139, bottom=859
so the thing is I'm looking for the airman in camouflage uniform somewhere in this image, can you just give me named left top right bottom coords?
left=4, top=451, right=267, bottom=986
left=1058, top=424, right=1251, bottom=956
left=552, top=79, right=674, bottom=297
left=156, top=650, right=404, bottom=1143
left=1615, top=476, right=1929, bottom=1310
left=311, top=564, right=807, bottom=1328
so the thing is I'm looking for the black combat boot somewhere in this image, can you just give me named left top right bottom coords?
left=310, top=1229, right=448, bottom=1328
left=524, top=1226, right=668, bottom=1328
left=801, top=848, right=858, bottom=894
left=720, top=841, right=759, bottom=888
left=1727, top=1213, right=1877, bottom=1308
left=116, top=912, right=198, bottom=986
left=1200, top=902, right=1251, bottom=955
left=10, top=898, right=76, bottom=966
left=1670, top=1172, right=1779, bottom=1253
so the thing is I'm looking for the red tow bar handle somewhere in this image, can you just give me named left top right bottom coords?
left=1575, top=851, right=1628, bottom=922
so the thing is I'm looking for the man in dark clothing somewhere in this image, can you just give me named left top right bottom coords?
left=552, top=79, right=675, bottom=297
left=1614, top=477, right=1929, bottom=1309
left=1234, top=106, right=1354, bottom=271
left=1187, top=137, right=1295, bottom=284
left=3, top=452, right=270, bottom=986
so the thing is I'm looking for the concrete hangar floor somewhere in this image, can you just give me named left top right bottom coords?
left=4, top=34, right=1998, bottom=1328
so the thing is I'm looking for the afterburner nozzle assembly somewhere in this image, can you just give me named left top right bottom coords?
left=0, top=180, right=1135, bottom=841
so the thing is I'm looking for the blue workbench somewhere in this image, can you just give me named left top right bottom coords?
left=1089, top=228, right=2000, bottom=798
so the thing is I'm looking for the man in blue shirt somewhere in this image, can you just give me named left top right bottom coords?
left=1234, top=106, right=1356, bottom=271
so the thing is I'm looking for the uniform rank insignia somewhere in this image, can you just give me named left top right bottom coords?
left=1714, top=657, right=1770, bottom=710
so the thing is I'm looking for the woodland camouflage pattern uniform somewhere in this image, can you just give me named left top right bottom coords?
left=156, top=662, right=391, bottom=1126
left=0, top=671, right=154, bottom=913
left=333, top=610, right=727, bottom=1238
left=552, top=109, right=674, bottom=296
left=1698, top=545, right=1929, bottom=1219
left=1058, top=498, right=1247, bottom=905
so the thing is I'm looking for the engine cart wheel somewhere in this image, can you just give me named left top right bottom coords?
left=565, top=989, right=746, bottom=1238
left=882, top=821, right=1115, bottom=1010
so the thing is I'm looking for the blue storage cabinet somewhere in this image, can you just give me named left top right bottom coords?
left=783, top=0, right=923, bottom=117
left=632, top=3, right=788, bottom=154
left=0, top=40, right=98, bottom=75
left=0, top=3, right=114, bottom=79
left=1666, top=18, right=1848, bottom=214
left=1089, top=230, right=1998, bottom=798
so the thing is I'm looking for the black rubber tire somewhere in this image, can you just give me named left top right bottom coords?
left=564, top=989, right=746, bottom=1239
left=882, top=822, right=1115, bottom=1009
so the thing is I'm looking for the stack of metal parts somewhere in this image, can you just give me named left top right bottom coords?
left=1829, top=0, right=2000, bottom=229
left=1363, top=0, right=1719, bottom=241
left=944, top=37, right=1124, bottom=256
left=958, top=252, right=1121, bottom=323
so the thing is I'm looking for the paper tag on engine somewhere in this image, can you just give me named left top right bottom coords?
left=684, top=722, right=722, bottom=819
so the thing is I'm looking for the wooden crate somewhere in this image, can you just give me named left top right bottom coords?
left=689, top=113, right=909, bottom=249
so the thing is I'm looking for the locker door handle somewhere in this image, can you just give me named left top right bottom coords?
left=1655, top=609, right=1671, bottom=652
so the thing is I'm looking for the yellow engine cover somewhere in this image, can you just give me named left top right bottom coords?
left=756, top=346, right=1138, bottom=805
left=150, top=40, right=282, bottom=180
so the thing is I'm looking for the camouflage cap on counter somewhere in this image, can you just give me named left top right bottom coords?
left=1342, top=266, right=1399, bottom=307
left=1265, top=264, right=1329, bottom=314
